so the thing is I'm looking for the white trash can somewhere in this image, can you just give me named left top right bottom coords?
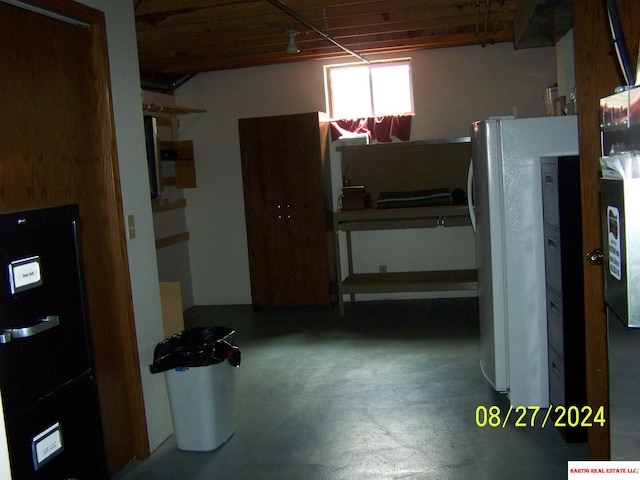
left=150, top=327, right=241, bottom=452
left=165, top=362, right=235, bottom=452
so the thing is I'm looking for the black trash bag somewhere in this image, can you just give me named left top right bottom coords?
left=149, top=326, right=241, bottom=374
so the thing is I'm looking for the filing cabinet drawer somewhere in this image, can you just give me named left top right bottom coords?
left=548, top=345, right=565, bottom=407
left=544, top=224, right=562, bottom=292
left=540, top=156, right=586, bottom=442
left=541, top=161, right=560, bottom=227
left=546, top=287, right=564, bottom=357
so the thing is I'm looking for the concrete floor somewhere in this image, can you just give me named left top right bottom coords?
left=111, top=298, right=587, bottom=480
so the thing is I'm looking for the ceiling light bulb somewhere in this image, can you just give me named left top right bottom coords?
left=285, top=26, right=300, bottom=54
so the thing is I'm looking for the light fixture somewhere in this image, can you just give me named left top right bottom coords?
left=267, top=0, right=368, bottom=63
left=284, top=24, right=300, bottom=54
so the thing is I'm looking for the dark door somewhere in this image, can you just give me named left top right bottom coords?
left=239, top=113, right=330, bottom=307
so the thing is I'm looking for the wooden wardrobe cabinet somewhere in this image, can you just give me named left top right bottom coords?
left=238, top=112, right=333, bottom=307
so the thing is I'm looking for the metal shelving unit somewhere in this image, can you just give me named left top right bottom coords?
left=333, top=205, right=477, bottom=314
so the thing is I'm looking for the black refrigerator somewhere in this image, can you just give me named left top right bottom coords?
left=0, top=204, right=106, bottom=479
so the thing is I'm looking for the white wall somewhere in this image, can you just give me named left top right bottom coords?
left=176, top=43, right=557, bottom=305
left=176, top=62, right=331, bottom=304
left=76, top=0, right=172, bottom=453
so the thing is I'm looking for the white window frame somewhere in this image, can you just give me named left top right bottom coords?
left=324, top=58, right=414, bottom=120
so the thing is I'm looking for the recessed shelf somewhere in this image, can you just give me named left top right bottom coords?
left=159, top=140, right=196, bottom=188
left=155, top=232, right=190, bottom=249
left=142, top=103, right=206, bottom=115
left=152, top=198, right=187, bottom=213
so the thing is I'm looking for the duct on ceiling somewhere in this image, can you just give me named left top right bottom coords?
left=141, top=73, right=196, bottom=93
left=513, top=0, right=573, bottom=49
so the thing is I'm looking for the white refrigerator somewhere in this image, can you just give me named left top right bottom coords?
left=469, top=116, right=579, bottom=407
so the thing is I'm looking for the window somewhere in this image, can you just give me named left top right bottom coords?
left=324, top=59, right=414, bottom=120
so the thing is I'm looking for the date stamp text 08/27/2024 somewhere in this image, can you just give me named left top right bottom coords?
left=475, top=405, right=606, bottom=429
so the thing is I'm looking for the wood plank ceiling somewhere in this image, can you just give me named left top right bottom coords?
left=134, top=0, right=573, bottom=91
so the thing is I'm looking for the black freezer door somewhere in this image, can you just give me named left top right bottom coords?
left=0, top=204, right=92, bottom=417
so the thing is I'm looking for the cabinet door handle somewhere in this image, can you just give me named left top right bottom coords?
left=0, top=315, right=60, bottom=344
left=276, top=204, right=292, bottom=220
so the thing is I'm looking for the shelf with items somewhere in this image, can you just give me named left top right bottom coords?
left=143, top=101, right=203, bottom=256
left=158, top=140, right=196, bottom=188
left=333, top=205, right=477, bottom=315
left=335, top=136, right=471, bottom=153
left=142, top=103, right=206, bottom=116
left=142, top=100, right=205, bottom=193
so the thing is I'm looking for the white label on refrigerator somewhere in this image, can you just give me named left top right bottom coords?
left=607, top=206, right=622, bottom=280
left=8, top=256, right=42, bottom=294
left=31, top=422, right=64, bottom=470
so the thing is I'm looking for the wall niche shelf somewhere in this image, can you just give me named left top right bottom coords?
left=142, top=103, right=206, bottom=116
left=159, top=140, right=196, bottom=188
left=152, top=198, right=187, bottom=214
left=155, top=232, right=190, bottom=250
left=142, top=101, right=205, bottom=191
left=143, top=100, right=205, bottom=254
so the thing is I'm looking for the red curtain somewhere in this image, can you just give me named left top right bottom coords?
left=330, top=115, right=412, bottom=143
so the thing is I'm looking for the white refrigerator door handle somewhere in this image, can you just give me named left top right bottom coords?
left=467, top=158, right=476, bottom=233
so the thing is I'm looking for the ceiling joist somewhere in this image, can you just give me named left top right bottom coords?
left=133, top=0, right=570, bottom=91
